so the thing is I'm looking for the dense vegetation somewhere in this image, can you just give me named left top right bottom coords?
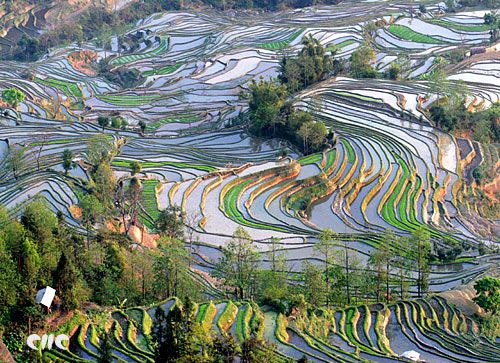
left=425, top=62, right=500, bottom=145
left=245, top=36, right=336, bottom=154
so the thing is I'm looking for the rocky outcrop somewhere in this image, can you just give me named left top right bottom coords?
left=0, top=336, right=15, bottom=363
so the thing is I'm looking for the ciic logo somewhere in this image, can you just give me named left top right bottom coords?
left=26, top=334, right=69, bottom=350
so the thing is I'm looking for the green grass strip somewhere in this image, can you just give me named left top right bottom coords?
left=298, top=152, right=322, bottom=166
left=222, top=179, right=287, bottom=232
left=333, top=91, right=383, bottom=103
left=35, top=77, right=82, bottom=98
left=139, top=180, right=160, bottom=230
left=97, top=94, right=161, bottom=106
left=387, top=24, right=447, bottom=44
left=341, top=139, right=355, bottom=163
left=147, top=113, right=199, bottom=130
left=324, top=149, right=336, bottom=172
left=327, top=39, right=356, bottom=51
left=110, top=37, right=169, bottom=65
left=112, top=159, right=216, bottom=172
left=143, top=63, right=182, bottom=77
left=427, top=18, right=491, bottom=32
left=256, top=29, right=303, bottom=50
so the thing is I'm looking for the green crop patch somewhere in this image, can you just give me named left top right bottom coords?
left=427, top=18, right=491, bottom=32
left=143, top=63, right=183, bottom=77
left=256, top=29, right=303, bottom=50
left=35, top=77, right=83, bottom=98
left=387, top=24, right=447, bottom=44
left=327, top=39, right=356, bottom=52
left=110, top=37, right=169, bottom=65
left=97, top=94, right=161, bottom=106
left=147, top=113, right=199, bottom=130
left=112, top=159, right=216, bottom=172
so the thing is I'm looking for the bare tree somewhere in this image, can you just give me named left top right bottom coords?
left=185, top=212, right=201, bottom=266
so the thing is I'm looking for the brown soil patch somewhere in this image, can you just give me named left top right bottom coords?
left=68, top=50, right=97, bottom=76
left=439, top=284, right=483, bottom=317
left=482, top=161, right=500, bottom=203
left=128, top=224, right=159, bottom=248
left=69, top=204, right=82, bottom=219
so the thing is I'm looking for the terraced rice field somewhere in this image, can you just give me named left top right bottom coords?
left=45, top=296, right=497, bottom=363
left=0, top=0, right=497, bottom=294
left=110, top=37, right=170, bottom=65
left=0, top=1, right=499, bottom=360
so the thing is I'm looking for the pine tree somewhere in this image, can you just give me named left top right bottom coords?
left=53, top=252, right=79, bottom=311
left=314, top=229, right=337, bottom=306
left=97, top=329, right=114, bottom=363
left=213, top=227, right=259, bottom=299
left=410, top=228, right=431, bottom=298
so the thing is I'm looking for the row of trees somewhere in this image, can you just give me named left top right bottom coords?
left=211, top=226, right=433, bottom=310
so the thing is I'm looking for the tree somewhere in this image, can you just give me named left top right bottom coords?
left=301, top=261, right=327, bottom=306
left=473, top=277, right=500, bottom=313
left=314, top=229, right=336, bottom=306
left=299, top=119, right=327, bottom=154
left=308, top=121, right=327, bottom=152
left=53, top=253, right=79, bottom=311
left=5, top=146, right=25, bottom=179
left=211, top=334, right=237, bottom=363
left=86, top=134, right=114, bottom=166
left=93, top=162, right=116, bottom=210
left=97, top=116, right=110, bottom=131
left=393, top=236, right=411, bottom=299
left=21, top=200, right=59, bottom=281
left=156, top=205, right=186, bottom=239
left=111, top=115, right=125, bottom=129
left=97, top=329, right=114, bottom=363
left=369, top=229, right=395, bottom=302
left=257, top=238, right=288, bottom=303
left=130, top=160, right=142, bottom=176
left=138, top=120, right=147, bottom=134
left=62, top=149, right=74, bottom=175
left=337, top=239, right=363, bottom=305
left=1, top=88, right=25, bottom=109
left=298, top=122, right=312, bottom=154
left=120, top=118, right=128, bottom=130
left=241, top=337, right=273, bottom=363
left=0, top=237, right=21, bottom=318
left=248, top=78, right=288, bottom=136
left=11, top=35, right=44, bottom=62
left=349, top=45, right=377, bottom=78
left=152, top=306, right=169, bottom=362
left=18, top=237, right=41, bottom=298
left=128, top=247, right=155, bottom=303
left=115, top=177, right=142, bottom=235
left=484, top=12, right=498, bottom=32
left=34, top=135, right=46, bottom=172
left=79, top=194, right=104, bottom=247
left=385, top=63, right=401, bottom=80
left=409, top=228, right=431, bottom=298
left=213, top=227, right=259, bottom=299
left=154, top=238, right=194, bottom=299
left=279, top=34, right=334, bottom=93
left=152, top=297, right=209, bottom=363
left=427, top=67, right=449, bottom=103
